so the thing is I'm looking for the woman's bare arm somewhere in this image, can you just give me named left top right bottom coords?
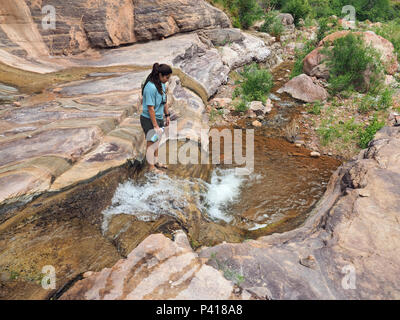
left=147, top=106, right=160, bottom=129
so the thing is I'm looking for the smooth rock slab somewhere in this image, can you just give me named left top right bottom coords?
left=61, top=231, right=237, bottom=300
left=219, top=31, right=271, bottom=69
left=200, top=127, right=400, bottom=300
left=0, top=167, right=52, bottom=206
left=0, top=127, right=103, bottom=168
left=59, top=71, right=150, bottom=96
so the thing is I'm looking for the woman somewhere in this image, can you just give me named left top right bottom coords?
left=140, top=63, right=173, bottom=174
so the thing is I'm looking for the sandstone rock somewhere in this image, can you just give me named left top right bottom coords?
left=264, top=99, right=273, bottom=114
left=200, top=28, right=243, bottom=46
left=61, top=231, right=237, bottom=300
left=278, top=13, right=294, bottom=26
left=307, top=31, right=399, bottom=76
left=252, top=120, right=262, bottom=127
left=309, top=62, right=330, bottom=80
left=310, top=151, right=321, bottom=158
left=249, top=101, right=264, bottom=112
left=277, top=74, right=329, bottom=103
left=303, top=47, right=327, bottom=75
left=1, top=0, right=230, bottom=57
left=200, top=127, right=400, bottom=299
left=218, top=31, right=271, bottom=69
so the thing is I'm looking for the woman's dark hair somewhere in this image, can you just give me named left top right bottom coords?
left=142, top=63, right=172, bottom=96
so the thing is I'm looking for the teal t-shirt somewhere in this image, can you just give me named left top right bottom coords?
left=141, top=81, right=166, bottom=120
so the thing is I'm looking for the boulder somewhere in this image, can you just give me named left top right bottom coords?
left=218, top=31, right=271, bottom=69
left=249, top=101, right=264, bottom=112
left=200, top=126, right=400, bottom=299
left=277, top=13, right=294, bottom=26
left=277, top=74, right=329, bottom=103
left=305, top=31, right=399, bottom=77
left=200, top=28, right=244, bottom=46
left=303, top=47, right=327, bottom=75
left=61, top=231, right=242, bottom=300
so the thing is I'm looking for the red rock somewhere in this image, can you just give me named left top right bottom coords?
left=277, top=74, right=329, bottom=103
left=306, top=31, right=399, bottom=77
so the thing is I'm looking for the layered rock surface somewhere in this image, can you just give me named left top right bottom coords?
left=0, top=26, right=274, bottom=213
left=200, top=126, right=400, bottom=299
left=62, top=126, right=400, bottom=299
left=0, top=18, right=277, bottom=299
left=60, top=231, right=248, bottom=300
left=1, top=0, right=230, bottom=57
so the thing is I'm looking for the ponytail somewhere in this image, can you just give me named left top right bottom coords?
left=142, top=63, right=172, bottom=96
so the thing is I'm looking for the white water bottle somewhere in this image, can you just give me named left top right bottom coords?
left=151, top=127, right=164, bottom=142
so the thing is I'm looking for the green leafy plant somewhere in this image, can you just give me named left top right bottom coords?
left=234, top=100, right=248, bottom=112
left=260, top=10, right=284, bottom=37
left=324, top=33, right=383, bottom=94
left=238, top=63, right=274, bottom=103
left=282, top=0, right=311, bottom=25
left=358, top=115, right=385, bottom=148
left=307, top=101, right=323, bottom=115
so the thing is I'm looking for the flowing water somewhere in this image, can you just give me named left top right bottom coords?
left=102, top=62, right=341, bottom=241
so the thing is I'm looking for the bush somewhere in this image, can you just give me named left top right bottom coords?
left=282, top=0, right=311, bottom=25
left=208, top=0, right=263, bottom=29
left=235, top=100, right=248, bottom=112
left=236, top=0, right=264, bottom=29
left=239, top=63, right=274, bottom=103
left=260, top=10, right=284, bottom=37
left=324, top=33, right=383, bottom=93
left=358, top=115, right=385, bottom=148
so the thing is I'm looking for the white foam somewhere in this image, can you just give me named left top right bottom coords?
left=101, top=168, right=249, bottom=232
left=203, top=168, right=245, bottom=223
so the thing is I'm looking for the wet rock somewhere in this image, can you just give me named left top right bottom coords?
left=277, top=74, right=329, bottom=103
left=61, top=231, right=237, bottom=300
left=200, top=127, right=400, bottom=299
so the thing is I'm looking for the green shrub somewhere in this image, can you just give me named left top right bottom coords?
left=324, top=33, right=383, bottom=94
left=235, top=100, right=248, bottom=112
left=239, top=63, right=274, bottom=103
left=260, top=10, right=284, bottom=37
left=307, top=101, right=323, bottom=115
left=316, top=17, right=329, bottom=42
left=309, top=0, right=335, bottom=19
left=208, top=0, right=263, bottom=29
left=282, top=0, right=311, bottom=25
left=236, top=0, right=264, bottom=29
left=358, top=115, right=385, bottom=148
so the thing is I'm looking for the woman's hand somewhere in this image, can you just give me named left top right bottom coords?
left=165, top=116, right=170, bottom=127
left=154, top=126, right=163, bottom=136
